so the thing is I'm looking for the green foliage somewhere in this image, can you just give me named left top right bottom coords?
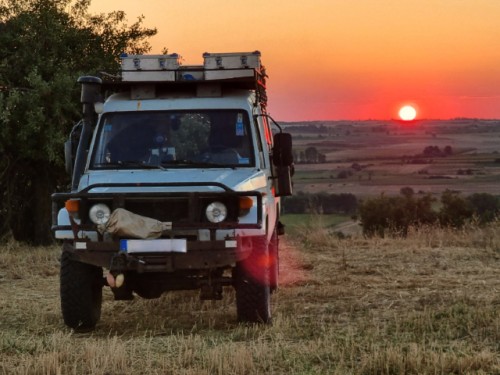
left=439, top=190, right=473, bottom=228
left=359, top=188, right=500, bottom=237
left=0, top=0, right=157, bottom=243
left=359, top=190, right=437, bottom=237
left=466, top=193, right=500, bottom=223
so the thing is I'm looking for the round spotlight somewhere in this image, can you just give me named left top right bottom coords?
left=205, top=202, right=228, bottom=223
left=89, top=203, right=111, bottom=225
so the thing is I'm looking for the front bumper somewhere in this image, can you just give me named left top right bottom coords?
left=64, top=236, right=250, bottom=272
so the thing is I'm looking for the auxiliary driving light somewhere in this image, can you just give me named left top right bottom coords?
left=89, top=203, right=111, bottom=225
left=205, top=202, right=228, bottom=223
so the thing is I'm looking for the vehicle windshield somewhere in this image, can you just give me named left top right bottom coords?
left=91, top=110, right=254, bottom=169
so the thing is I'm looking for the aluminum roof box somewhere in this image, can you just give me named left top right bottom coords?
left=203, top=51, right=261, bottom=70
left=120, top=53, right=181, bottom=82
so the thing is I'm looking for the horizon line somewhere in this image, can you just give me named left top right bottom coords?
left=279, top=117, right=500, bottom=123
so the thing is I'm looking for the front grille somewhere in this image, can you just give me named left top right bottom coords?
left=124, top=198, right=191, bottom=222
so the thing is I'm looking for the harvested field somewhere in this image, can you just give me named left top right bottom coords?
left=1, top=221, right=500, bottom=374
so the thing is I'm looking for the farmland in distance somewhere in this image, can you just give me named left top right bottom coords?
left=288, top=119, right=500, bottom=197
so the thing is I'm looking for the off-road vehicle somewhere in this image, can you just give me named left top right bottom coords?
left=52, top=51, right=293, bottom=330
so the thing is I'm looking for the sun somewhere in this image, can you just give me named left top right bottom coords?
left=399, top=105, right=417, bottom=121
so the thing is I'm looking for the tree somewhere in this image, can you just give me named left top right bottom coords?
left=358, top=194, right=391, bottom=237
left=400, top=186, right=414, bottom=198
left=358, top=191, right=437, bottom=237
left=438, top=190, right=472, bottom=228
left=467, top=193, right=500, bottom=224
left=304, top=146, right=318, bottom=163
left=0, top=0, right=157, bottom=244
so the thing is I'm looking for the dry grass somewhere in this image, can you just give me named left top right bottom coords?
left=1, top=223, right=500, bottom=374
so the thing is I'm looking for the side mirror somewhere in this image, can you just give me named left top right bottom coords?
left=272, top=132, right=293, bottom=197
left=272, top=132, right=293, bottom=167
left=275, top=165, right=293, bottom=196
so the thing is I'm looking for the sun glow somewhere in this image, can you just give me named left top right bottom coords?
left=399, top=105, right=417, bottom=121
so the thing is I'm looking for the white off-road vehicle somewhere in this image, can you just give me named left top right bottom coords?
left=51, top=51, right=293, bottom=330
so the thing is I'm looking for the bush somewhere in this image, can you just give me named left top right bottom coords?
left=439, top=190, right=473, bottom=228
left=467, top=193, right=500, bottom=223
left=359, top=190, right=500, bottom=237
left=359, top=189, right=436, bottom=237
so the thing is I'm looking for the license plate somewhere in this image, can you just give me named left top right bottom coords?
left=120, top=239, right=187, bottom=253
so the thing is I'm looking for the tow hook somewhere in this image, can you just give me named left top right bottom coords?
left=106, top=272, right=125, bottom=288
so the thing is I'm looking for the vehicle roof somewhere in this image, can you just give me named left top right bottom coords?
left=103, top=88, right=257, bottom=113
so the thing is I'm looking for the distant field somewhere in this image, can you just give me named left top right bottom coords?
left=288, top=119, right=500, bottom=197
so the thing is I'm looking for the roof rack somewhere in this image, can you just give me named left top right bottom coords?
left=103, top=51, right=268, bottom=108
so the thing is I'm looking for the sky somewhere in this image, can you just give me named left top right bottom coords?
left=89, top=0, right=500, bottom=121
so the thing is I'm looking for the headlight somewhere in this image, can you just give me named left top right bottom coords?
left=205, top=202, right=228, bottom=223
left=89, top=203, right=111, bottom=225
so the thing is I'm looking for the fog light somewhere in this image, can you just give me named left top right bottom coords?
left=206, top=202, right=227, bottom=223
left=89, top=203, right=111, bottom=225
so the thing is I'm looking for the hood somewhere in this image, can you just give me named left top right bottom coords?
left=80, top=168, right=268, bottom=193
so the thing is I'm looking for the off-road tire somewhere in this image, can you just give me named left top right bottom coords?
left=234, top=236, right=271, bottom=323
left=60, top=250, right=103, bottom=331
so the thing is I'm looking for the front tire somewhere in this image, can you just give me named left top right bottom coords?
left=60, top=250, right=103, bottom=331
left=234, top=236, right=272, bottom=323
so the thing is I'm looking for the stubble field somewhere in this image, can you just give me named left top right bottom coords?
left=1, top=219, right=500, bottom=374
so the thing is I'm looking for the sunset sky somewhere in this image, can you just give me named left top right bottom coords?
left=90, top=0, right=500, bottom=121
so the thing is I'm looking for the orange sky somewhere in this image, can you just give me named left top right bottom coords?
left=90, top=0, right=500, bottom=121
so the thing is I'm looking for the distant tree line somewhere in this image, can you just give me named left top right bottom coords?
left=286, top=124, right=331, bottom=134
left=421, top=145, right=453, bottom=157
left=293, top=147, right=327, bottom=164
left=358, top=188, right=500, bottom=237
left=283, top=192, right=358, bottom=215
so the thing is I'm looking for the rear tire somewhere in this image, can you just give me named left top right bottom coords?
left=60, top=250, right=103, bottom=331
left=234, top=236, right=272, bottom=323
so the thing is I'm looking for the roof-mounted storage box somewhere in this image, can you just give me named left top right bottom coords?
left=203, top=51, right=261, bottom=70
left=203, top=51, right=261, bottom=81
left=120, top=54, right=181, bottom=82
